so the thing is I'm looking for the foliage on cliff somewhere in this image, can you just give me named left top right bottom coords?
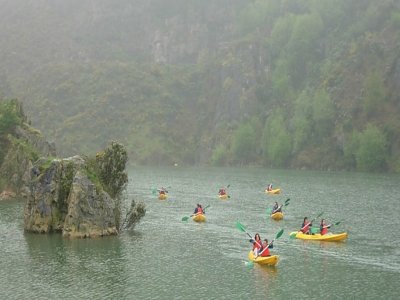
left=0, top=99, right=24, bottom=165
left=1, top=0, right=400, bottom=172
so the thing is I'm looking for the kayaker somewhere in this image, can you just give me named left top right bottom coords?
left=193, top=204, right=203, bottom=215
left=250, top=233, right=262, bottom=255
left=259, top=239, right=274, bottom=257
left=272, top=202, right=282, bottom=214
left=300, top=217, right=312, bottom=234
left=266, top=183, right=273, bottom=191
left=159, top=187, right=168, bottom=195
left=218, top=188, right=226, bottom=195
left=320, top=219, right=331, bottom=235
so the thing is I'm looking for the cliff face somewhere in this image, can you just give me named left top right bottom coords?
left=24, top=155, right=118, bottom=238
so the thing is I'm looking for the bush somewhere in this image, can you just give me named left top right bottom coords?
left=355, top=124, right=388, bottom=172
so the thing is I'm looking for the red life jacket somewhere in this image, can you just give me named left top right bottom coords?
left=260, top=246, right=270, bottom=257
left=321, top=226, right=328, bottom=235
left=197, top=207, right=203, bottom=214
left=253, top=240, right=262, bottom=251
left=301, top=222, right=311, bottom=233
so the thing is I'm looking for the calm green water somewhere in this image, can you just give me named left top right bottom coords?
left=1, top=167, right=400, bottom=299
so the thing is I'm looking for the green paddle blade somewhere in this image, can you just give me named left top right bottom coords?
left=289, top=232, right=298, bottom=239
left=266, top=208, right=272, bottom=214
left=275, top=229, right=284, bottom=239
left=235, top=221, right=246, bottom=232
left=310, top=227, right=320, bottom=234
left=285, top=198, right=290, bottom=203
left=181, top=216, right=190, bottom=222
left=334, top=221, right=341, bottom=226
left=151, top=189, right=157, bottom=195
left=245, top=260, right=254, bottom=268
left=227, top=184, right=230, bottom=188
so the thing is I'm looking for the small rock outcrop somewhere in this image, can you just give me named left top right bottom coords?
left=24, top=142, right=136, bottom=238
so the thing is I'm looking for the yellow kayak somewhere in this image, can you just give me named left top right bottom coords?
left=158, top=193, right=168, bottom=200
left=248, top=251, right=279, bottom=266
left=265, top=188, right=281, bottom=194
left=271, top=212, right=283, bottom=220
left=218, top=194, right=229, bottom=200
left=192, top=214, right=206, bottom=222
left=289, top=231, right=348, bottom=242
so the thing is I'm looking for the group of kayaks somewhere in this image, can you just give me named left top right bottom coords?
left=158, top=186, right=348, bottom=266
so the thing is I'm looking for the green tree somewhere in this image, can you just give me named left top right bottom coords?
left=231, top=122, right=257, bottom=164
left=211, top=144, right=228, bottom=166
left=0, top=100, right=22, bottom=133
left=355, top=124, right=388, bottom=172
left=363, top=70, right=387, bottom=116
left=263, top=111, right=292, bottom=167
left=312, top=88, right=336, bottom=140
left=291, top=91, right=313, bottom=153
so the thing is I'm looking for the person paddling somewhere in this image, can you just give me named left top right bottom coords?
left=320, top=219, right=331, bottom=235
left=259, top=239, right=274, bottom=257
left=250, top=233, right=262, bottom=256
left=271, top=201, right=282, bottom=214
left=300, top=217, right=312, bottom=234
left=218, top=187, right=226, bottom=196
left=266, top=183, right=273, bottom=191
left=159, top=187, right=168, bottom=195
left=193, top=204, right=204, bottom=215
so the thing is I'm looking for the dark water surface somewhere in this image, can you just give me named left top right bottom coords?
left=1, top=167, right=399, bottom=299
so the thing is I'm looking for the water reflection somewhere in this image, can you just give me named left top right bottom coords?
left=24, top=232, right=128, bottom=299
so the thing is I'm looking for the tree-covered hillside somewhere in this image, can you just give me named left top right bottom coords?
left=1, top=0, right=399, bottom=172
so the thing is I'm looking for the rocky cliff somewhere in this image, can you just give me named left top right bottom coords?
left=24, top=155, right=119, bottom=238
left=1, top=100, right=145, bottom=237
left=23, top=141, right=145, bottom=238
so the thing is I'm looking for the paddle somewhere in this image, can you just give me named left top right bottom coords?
left=310, top=220, right=342, bottom=234
left=181, top=204, right=210, bottom=222
left=235, top=221, right=263, bottom=252
left=235, top=221, right=253, bottom=240
left=255, top=228, right=284, bottom=258
left=290, top=211, right=324, bottom=238
left=267, top=198, right=290, bottom=214
left=152, top=186, right=171, bottom=194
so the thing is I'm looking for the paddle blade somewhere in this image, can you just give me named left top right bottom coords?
left=181, top=216, right=190, bottom=222
left=244, top=260, right=254, bottom=268
left=151, top=189, right=157, bottom=195
left=334, top=221, right=341, bottom=226
left=235, top=221, right=246, bottom=232
left=289, top=232, right=298, bottom=239
left=266, top=208, right=272, bottom=214
left=275, top=229, right=284, bottom=239
left=227, top=184, right=230, bottom=188
left=285, top=198, right=290, bottom=203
